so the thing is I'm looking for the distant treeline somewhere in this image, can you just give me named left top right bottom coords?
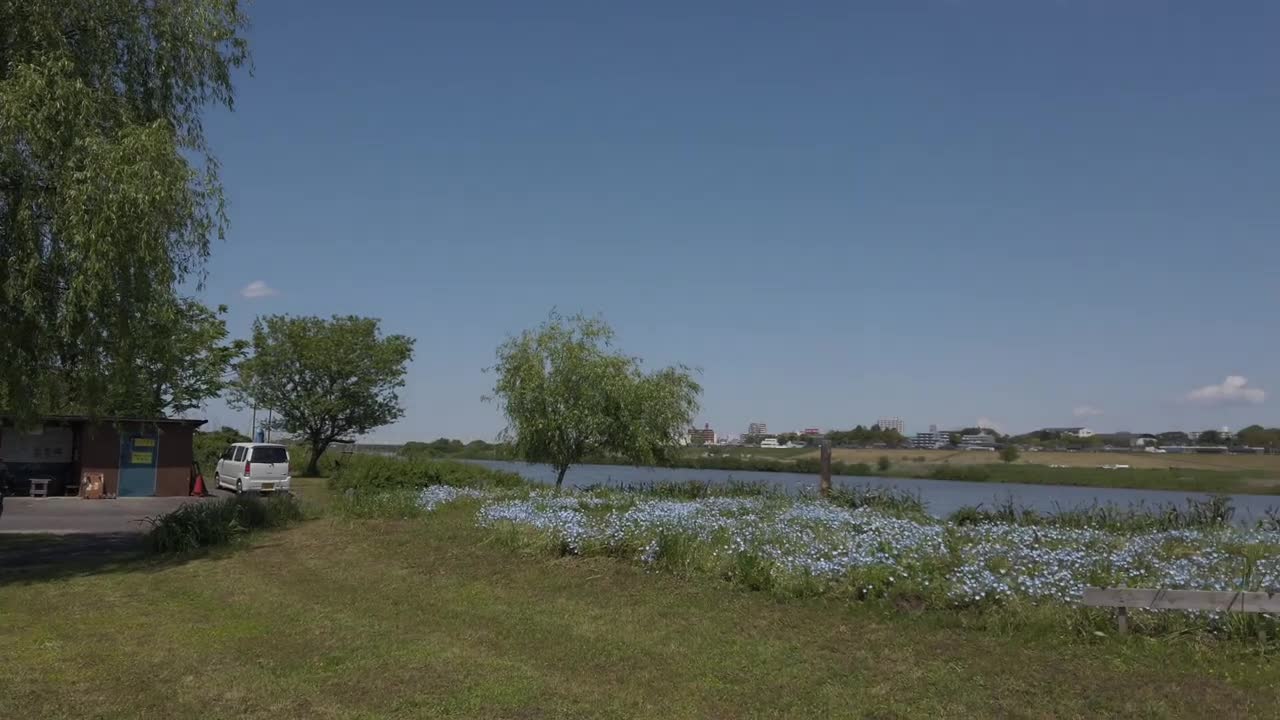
left=399, top=438, right=515, bottom=460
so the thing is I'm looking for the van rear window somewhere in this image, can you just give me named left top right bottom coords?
left=251, top=446, right=288, bottom=464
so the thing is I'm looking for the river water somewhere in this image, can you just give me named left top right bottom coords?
left=470, top=460, right=1280, bottom=525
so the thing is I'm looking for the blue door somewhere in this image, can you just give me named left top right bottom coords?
left=118, top=435, right=158, bottom=497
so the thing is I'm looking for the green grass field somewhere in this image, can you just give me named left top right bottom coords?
left=2, top=479, right=1277, bottom=718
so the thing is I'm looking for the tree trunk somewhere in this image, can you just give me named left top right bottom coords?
left=555, top=466, right=568, bottom=490
left=306, top=440, right=328, bottom=477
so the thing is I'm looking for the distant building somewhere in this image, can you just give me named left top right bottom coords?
left=748, top=422, right=768, bottom=436
left=1043, top=427, right=1096, bottom=439
left=759, top=437, right=781, bottom=448
left=961, top=432, right=996, bottom=448
left=911, top=431, right=950, bottom=449
left=687, top=423, right=716, bottom=445
left=803, top=428, right=822, bottom=436
left=877, top=417, right=905, bottom=434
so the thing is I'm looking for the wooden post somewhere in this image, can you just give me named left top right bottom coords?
left=1116, top=606, right=1128, bottom=635
left=819, top=440, right=832, bottom=498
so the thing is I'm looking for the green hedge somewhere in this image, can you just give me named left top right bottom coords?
left=328, top=455, right=525, bottom=494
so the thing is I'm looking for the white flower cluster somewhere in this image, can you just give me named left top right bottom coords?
left=418, top=486, right=1280, bottom=607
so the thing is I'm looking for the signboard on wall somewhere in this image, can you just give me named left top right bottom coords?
left=0, top=426, right=74, bottom=464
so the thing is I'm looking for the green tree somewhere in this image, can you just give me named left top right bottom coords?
left=232, top=315, right=415, bottom=476
left=1197, top=430, right=1222, bottom=445
left=489, top=312, right=701, bottom=489
left=999, top=445, right=1021, bottom=463
left=109, top=300, right=246, bottom=416
left=193, top=425, right=250, bottom=476
left=1237, top=425, right=1280, bottom=449
left=876, top=455, right=891, bottom=472
left=1, top=0, right=250, bottom=420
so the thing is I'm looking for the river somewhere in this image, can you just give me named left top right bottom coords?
left=470, top=460, right=1280, bottom=525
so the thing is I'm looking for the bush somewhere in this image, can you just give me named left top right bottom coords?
left=876, top=456, right=891, bottom=472
left=288, top=445, right=342, bottom=478
left=144, top=493, right=304, bottom=553
left=999, top=446, right=1021, bottom=464
left=328, top=455, right=524, bottom=494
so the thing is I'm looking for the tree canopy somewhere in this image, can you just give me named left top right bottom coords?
left=0, top=0, right=249, bottom=419
left=232, top=315, right=415, bottom=476
left=489, top=313, right=701, bottom=488
left=826, top=426, right=906, bottom=447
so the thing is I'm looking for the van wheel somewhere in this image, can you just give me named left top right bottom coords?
left=235, top=479, right=243, bottom=495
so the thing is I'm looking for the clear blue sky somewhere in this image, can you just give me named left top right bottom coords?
left=197, top=0, right=1280, bottom=440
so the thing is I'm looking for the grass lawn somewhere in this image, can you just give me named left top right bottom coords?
left=2, top=479, right=1277, bottom=719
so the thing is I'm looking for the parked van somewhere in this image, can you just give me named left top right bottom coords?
left=215, top=443, right=291, bottom=494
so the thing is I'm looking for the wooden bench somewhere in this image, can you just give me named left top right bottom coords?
left=1082, top=587, right=1280, bottom=636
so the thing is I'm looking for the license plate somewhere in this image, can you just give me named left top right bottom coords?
left=261, top=483, right=274, bottom=491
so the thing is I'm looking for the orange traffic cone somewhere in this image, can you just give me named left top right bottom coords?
left=191, top=473, right=209, bottom=497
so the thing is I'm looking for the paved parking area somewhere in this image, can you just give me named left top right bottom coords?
left=0, top=494, right=226, bottom=535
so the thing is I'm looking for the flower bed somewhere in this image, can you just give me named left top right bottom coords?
left=418, top=485, right=1280, bottom=632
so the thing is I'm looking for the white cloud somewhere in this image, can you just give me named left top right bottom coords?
left=240, top=280, right=278, bottom=299
left=976, top=417, right=1002, bottom=433
left=1185, top=375, right=1266, bottom=406
left=1072, top=405, right=1104, bottom=418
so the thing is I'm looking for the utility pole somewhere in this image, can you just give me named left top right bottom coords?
left=819, top=438, right=832, bottom=498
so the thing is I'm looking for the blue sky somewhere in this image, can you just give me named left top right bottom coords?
left=197, top=0, right=1280, bottom=440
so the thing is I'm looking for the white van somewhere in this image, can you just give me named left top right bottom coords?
left=215, top=443, right=292, bottom=494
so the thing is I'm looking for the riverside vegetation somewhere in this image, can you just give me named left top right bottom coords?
left=322, top=456, right=1280, bottom=643
left=7, top=458, right=1280, bottom=718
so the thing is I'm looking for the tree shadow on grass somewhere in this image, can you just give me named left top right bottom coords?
left=0, top=533, right=232, bottom=587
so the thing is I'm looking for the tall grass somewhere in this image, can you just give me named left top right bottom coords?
left=948, top=495, right=1235, bottom=532
left=581, top=479, right=780, bottom=499
left=816, top=483, right=927, bottom=517
left=144, top=494, right=304, bottom=553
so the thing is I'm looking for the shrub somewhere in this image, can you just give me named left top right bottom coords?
left=144, top=493, right=303, bottom=553
left=288, top=445, right=342, bottom=478
left=328, top=455, right=524, bottom=494
left=876, top=456, right=891, bottom=472
left=999, top=446, right=1021, bottom=464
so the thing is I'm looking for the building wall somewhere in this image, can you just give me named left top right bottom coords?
left=156, top=424, right=194, bottom=496
left=877, top=417, right=905, bottom=434
left=76, top=422, right=195, bottom=497
left=77, top=423, right=121, bottom=496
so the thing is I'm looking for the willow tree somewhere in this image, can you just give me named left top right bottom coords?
left=0, top=1, right=249, bottom=418
left=489, top=313, right=702, bottom=489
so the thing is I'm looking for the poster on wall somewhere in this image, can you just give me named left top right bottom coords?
left=0, top=426, right=74, bottom=464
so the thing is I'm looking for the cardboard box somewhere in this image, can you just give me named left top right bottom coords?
left=81, top=472, right=105, bottom=500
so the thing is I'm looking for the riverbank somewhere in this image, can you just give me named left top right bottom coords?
left=610, top=449, right=1280, bottom=496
